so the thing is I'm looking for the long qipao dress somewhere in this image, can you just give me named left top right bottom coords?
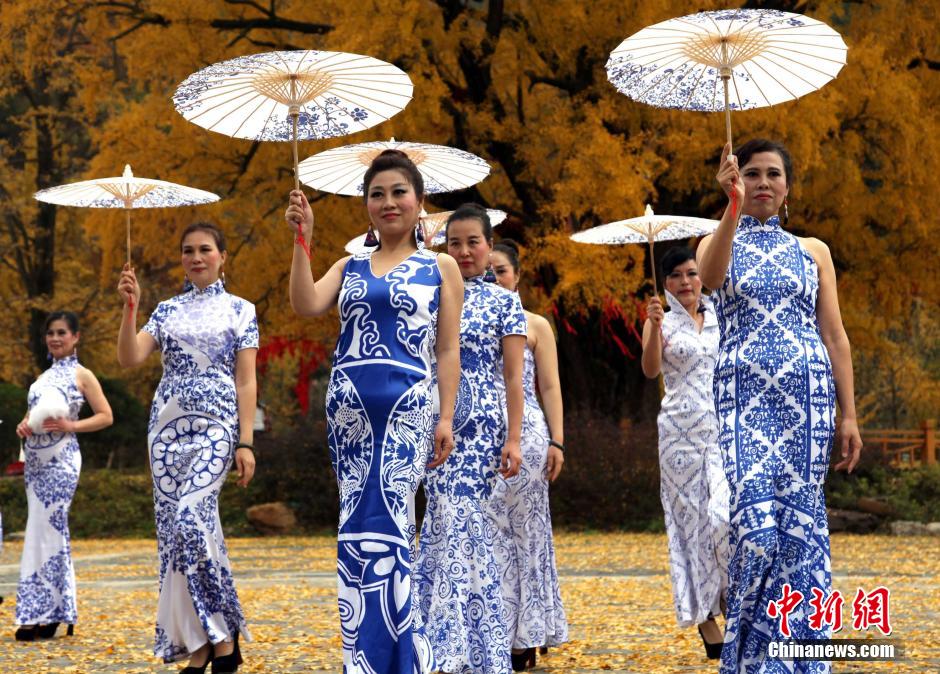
left=15, top=354, right=84, bottom=627
left=415, top=275, right=526, bottom=674
left=142, top=279, right=258, bottom=662
left=492, top=342, right=568, bottom=650
left=713, top=215, right=835, bottom=674
left=656, top=292, right=729, bottom=628
left=326, top=247, right=440, bottom=674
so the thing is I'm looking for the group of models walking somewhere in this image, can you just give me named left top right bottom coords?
left=7, top=139, right=860, bottom=674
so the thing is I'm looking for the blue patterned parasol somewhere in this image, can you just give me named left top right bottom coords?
left=606, top=9, right=847, bottom=150
left=299, top=138, right=491, bottom=197
left=173, top=50, right=413, bottom=191
left=34, top=165, right=219, bottom=265
left=571, top=205, right=718, bottom=291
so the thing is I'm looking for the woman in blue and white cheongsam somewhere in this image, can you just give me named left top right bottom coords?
left=641, top=247, right=729, bottom=660
left=490, top=239, right=568, bottom=672
left=415, top=204, right=527, bottom=674
left=13, top=311, right=113, bottom=641
left=286, top=149, right=463, bottom=674
left=698, top=140, right=862, bottom=674
left=117, top=222, right=258, bottom=674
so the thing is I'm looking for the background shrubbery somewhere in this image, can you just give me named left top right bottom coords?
left=5, top=400, right=936, bottom=539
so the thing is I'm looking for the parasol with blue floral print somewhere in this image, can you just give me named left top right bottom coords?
left=606, top=8, right=847, bottom=150
left=173, top=50, right=413, bottom=192
left=34, top=164, right=220, bottom=265
left=299, top=138, right=491, bottom=197
left=571, top=204, right=718, bottom=291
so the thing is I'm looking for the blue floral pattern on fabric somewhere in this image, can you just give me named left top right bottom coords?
left=142, top=279, right=258, bottom=662
left=328, top=248, right=441, bottom=674
left=653, top=293, right=730, bottom=628
left=491, top=342, right=569, bottom=650
left=714, top=215, right=835, bottom=674
left=16, top=355, right=84, bottom=626
left=416, top=276, right=526, bottom=674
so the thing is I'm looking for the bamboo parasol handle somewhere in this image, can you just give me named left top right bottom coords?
left=648, top=233, right=657, bottom=293
left=125, top=208, right=132, bottom=266
left=723, top=77, right=733, bottom=151
left=291, top=110, right=300, bottom=192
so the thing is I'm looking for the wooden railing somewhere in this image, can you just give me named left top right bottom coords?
left=861, top=419, right=936, bottom=468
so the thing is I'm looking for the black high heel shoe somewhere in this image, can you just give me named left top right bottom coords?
left=180, top=652, right=213, bottom=673
left=510, top=647, right=536, bottom=671
left=211, top=632, right=242, bottom=674
left=15, top=625, right=39, bottom=641
left=698, top=624, right=724, bottom=660
left=37, top=622, right=73, bottom=638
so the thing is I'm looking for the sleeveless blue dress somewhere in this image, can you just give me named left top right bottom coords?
left=16, top=354, right=84, bottom=627
left=713, top=215, right=835, bottom=673
left=327, top=247, right=441, bottom=674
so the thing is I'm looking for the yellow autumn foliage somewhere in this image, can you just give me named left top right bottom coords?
left=0, top=0, right=937, bottom=425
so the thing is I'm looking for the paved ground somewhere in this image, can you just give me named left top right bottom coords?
left=0, top=533, right=936, bottom=673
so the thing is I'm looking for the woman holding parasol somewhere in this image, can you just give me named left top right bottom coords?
left=698, top=139, right=862, bottom=673
left=641, top=247, right=729, bottom=660
left=117, top=223, right=258, bottom=673
left=286, top=149, right=463, bottom=674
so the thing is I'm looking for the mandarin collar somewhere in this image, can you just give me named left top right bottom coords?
left=738, top=213, right=782, bottom=231
left=188, top=278, right=226, bottom=297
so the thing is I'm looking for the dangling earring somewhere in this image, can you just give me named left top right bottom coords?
left=364, top=224, right=379, bottom=247
left=483, top=259, right=496, bottom=283
left=783, top=198, right=789, bottom=226
left=415, top=221, right=425, bottom=245
left=221, top=268, right=226, bottom=286
left=46, top=352, right=53, bottom=362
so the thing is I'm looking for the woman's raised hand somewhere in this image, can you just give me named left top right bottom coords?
left=647, top=295, right=665, bottom=328
left=117, top=263, right=140, bottom=308
left=286, top=189, right=314, bottom=241
left=716, top=142, right=744, bottom=204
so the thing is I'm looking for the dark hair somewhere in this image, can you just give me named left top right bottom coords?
left=362, top=149, right=424, bottom=200
left=43, top=310, right=80, bottom=334
left=445, top=203, right=492, bottom=241
left=661, top=246, right=696, bottom=278
left=180, top=221, right=227, bottom=253
left=735, top=138, right=793, bottom=186
left=492, top=238, right=520, bottom=274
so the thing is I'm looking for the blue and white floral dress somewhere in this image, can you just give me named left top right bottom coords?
left=326, top=247, right=441, bottom=674
left=15, top=354, right=84, bottom=627
left=492, top=342, right=568, bottom=650
left=657, top=291, right=729, bottom=628
left=142, top=279, right=258, bottom=662
left=713, top=215, right=835, bottom=673
left=415, top=275, right=526, bottom=674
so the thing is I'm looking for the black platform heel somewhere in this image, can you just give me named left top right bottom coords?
left=510, top=647, right=536, bottom=671
left=211, top=632, right=242, bottom=674
left=180, top=653, right=213, bottom=674
left=38, top=622, right=73, bottom=638
left=15, top=625, right=39, bottom=641
left=698, top=625, right=724, bottom=660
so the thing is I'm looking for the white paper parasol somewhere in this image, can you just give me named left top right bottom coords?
left=33, top=164, right=220, bottom=264
left=571, top=205, right=718, bottom=290
left=345, top=208, right=506, bottom=254
left=606, top=8, right=848, bottom=149
left=173, top=50, right=413, bottom=192
left=299, top=138, right=491, bottom=196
